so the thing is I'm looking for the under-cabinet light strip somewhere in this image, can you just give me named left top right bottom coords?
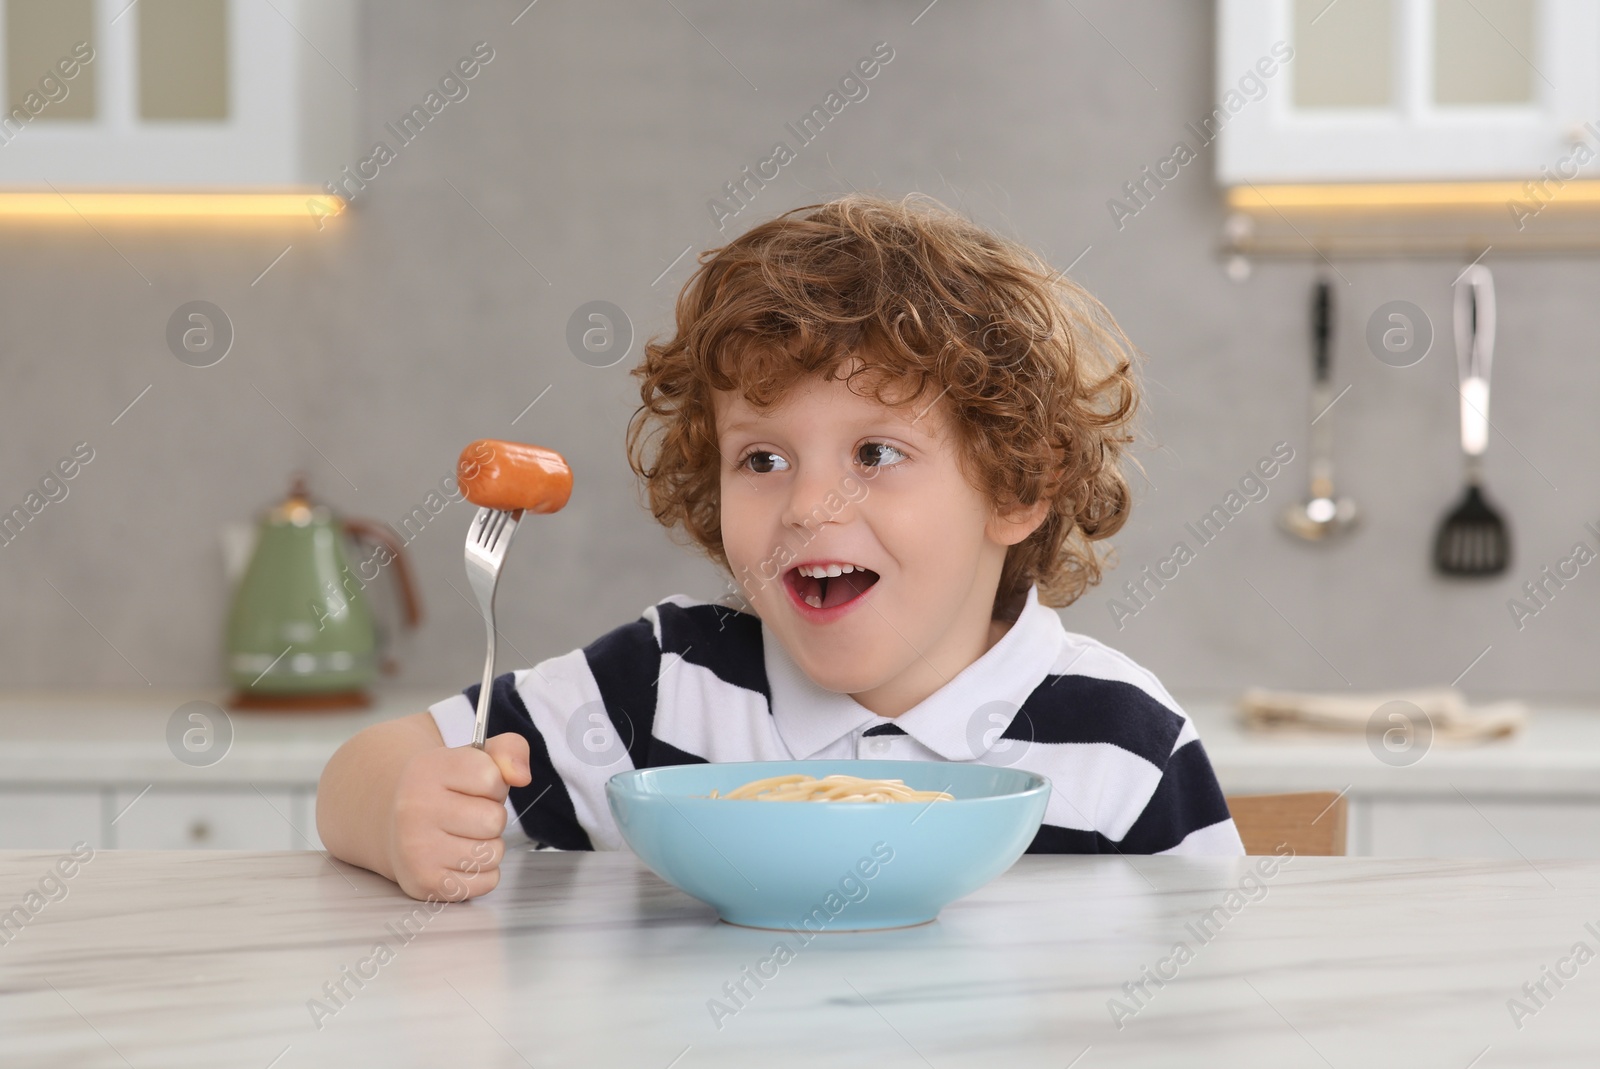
left=1228, top=182, right=1600, bottom=210
left=0, top=192, right=346, bottom=219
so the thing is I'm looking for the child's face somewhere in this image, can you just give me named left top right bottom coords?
left=715, top=366, right=1046, bottom=715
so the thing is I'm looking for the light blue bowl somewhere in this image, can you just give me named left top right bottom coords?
left=606, top=760, right=1050, bottom=930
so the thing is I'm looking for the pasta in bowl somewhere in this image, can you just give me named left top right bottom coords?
left=605, top=760, right=1050, bottom=930
left=706, top=772, right=955, bottom=803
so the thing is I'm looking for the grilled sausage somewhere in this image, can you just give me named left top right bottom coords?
left=457, top=440, right=572, bottom=513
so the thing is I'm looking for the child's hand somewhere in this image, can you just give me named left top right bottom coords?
left=386, top=732, right=532, bottom=902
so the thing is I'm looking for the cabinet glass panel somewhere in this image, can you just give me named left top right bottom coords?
left=139, top=0, right=229, bottom=120
left=1434, top=0, right=1535, bottom=105
left=5, top=0, right=94, bottom=121
left=1293, top=0, right=1394, bottom=108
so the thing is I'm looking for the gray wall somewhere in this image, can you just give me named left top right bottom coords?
left=2, top=0, right=1594, bottom=701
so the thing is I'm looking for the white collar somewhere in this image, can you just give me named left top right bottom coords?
left=760, top=584, right=1063, bottom=760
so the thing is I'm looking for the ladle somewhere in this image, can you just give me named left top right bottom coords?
left=1281, top=278, right=1359, bottom=542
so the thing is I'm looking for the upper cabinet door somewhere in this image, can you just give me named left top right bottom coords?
left=0, top=0, right=355, bottom=189
left=1217, top=0, right=1600, bottom=183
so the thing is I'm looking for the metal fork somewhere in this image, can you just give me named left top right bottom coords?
left=464, top=506, right=521, bottom=749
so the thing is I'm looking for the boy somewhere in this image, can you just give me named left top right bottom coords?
left=317, top=193, right=1243, bottom=902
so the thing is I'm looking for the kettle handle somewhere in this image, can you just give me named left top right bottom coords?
left=342, top=519, right=424, bottom=629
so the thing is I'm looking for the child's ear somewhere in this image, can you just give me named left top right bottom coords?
left=986, top=498, right=1050, bottom=547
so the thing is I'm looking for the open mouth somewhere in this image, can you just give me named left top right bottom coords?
left=786, top=565, right=881, bottom=611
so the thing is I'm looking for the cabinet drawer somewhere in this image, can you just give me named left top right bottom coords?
left=111, top=788, right=296, bottom=850
left=0, top=789, right=103, bottom=849
left=1366, top=798, right=1600, bottom=858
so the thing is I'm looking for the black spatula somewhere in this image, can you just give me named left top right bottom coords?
left=1433, top=264, right=1510, bottom=577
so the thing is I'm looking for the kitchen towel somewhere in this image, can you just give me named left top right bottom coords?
left=1238, top=686, right=1527, bottom=743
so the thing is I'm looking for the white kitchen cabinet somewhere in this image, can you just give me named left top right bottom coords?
left=1217, top=0, right=1600, bottom=182
left=0, top=788, right=103, bottom=849
left=0, top=692, right=425, bottom=852
left=1358, top=796, right=1600, bottom=858
left=0, top=0, right=355, bottom=188
left=109, top=787, right=297, bottom=850
left=0, top=786, right=323, bottom=851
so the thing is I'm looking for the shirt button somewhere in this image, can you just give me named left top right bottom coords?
left=868, top=738, right=890, bottom=755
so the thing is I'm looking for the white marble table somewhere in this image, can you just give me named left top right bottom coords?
left=3, top=848, right=1597, bottom=1067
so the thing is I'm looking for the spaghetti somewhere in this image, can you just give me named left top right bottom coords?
left=707, top=773, right=954, bottom=803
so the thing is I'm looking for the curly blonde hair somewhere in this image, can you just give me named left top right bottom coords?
left=625, top=193, right=1139, bottom=622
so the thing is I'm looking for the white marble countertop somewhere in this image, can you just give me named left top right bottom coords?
left=1184, top=697, right=1600, bottom=799
left=0, top=690, right=430, bottom=786
left=9, top=688, right=1600, bottom=796
left=2, top=848, right=1597, bottom=1066
left=3, top=689, right=1598, bottom=800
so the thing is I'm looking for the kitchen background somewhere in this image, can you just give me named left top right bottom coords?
left=1, top=0, right=1594, bottom=708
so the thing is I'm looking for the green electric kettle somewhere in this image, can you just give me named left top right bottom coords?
left=225, top=476, right=422, bottom=709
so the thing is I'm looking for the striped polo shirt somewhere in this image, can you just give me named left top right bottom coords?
left=427, top=583, right=1243, bottom=855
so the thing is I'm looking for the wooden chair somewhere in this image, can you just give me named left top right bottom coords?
left=1225, top=791, right=1347, bottom=856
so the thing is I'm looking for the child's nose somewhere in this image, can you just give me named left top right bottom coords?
left=779, top=463, right=855, bottom=531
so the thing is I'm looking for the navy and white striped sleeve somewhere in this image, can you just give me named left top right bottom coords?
left=1127, top=721, right=1242, bottom=855
left=1087, top=681, right=1240, bottom=856
left=1018, top=669, right=1242, bottom=856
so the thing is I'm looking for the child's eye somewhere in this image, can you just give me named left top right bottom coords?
left=740, top=450, right=789, bottom=474
left=858, top=442, right=907, bottom=468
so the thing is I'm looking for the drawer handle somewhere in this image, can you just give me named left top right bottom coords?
left=189, top=820, right=212, bottom=843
